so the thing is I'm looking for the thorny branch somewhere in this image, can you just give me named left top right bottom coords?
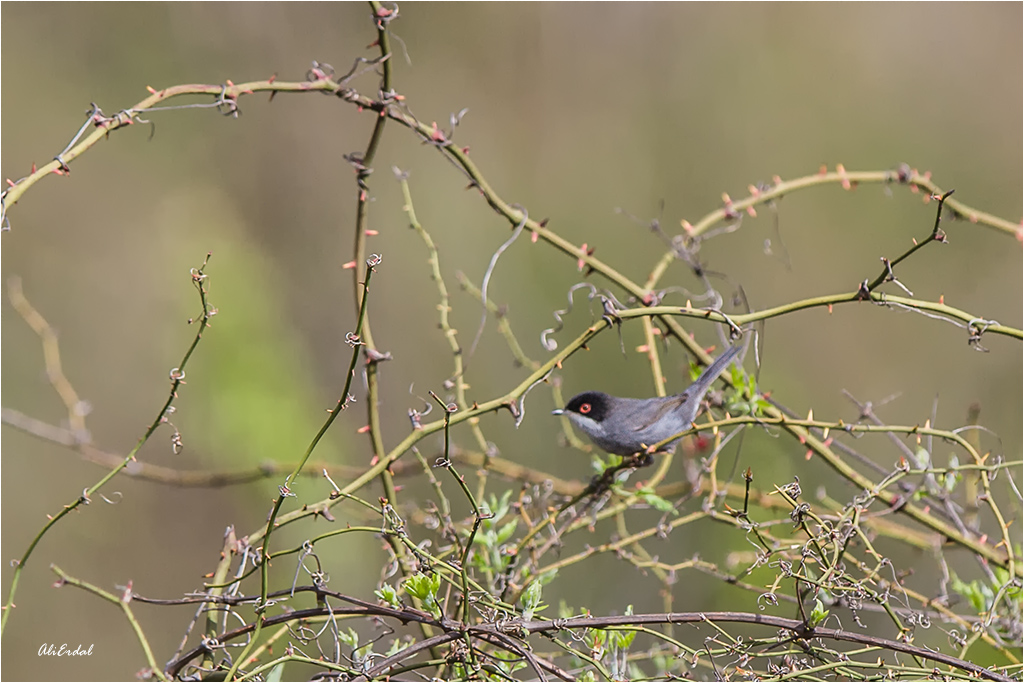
left=2, top=3, right=1020, bottom=682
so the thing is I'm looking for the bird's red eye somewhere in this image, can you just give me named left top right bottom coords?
left=579, top=403, right=592, bottom=414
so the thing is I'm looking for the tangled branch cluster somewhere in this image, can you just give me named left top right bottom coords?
left=2, top=3, right=1020, bottom=682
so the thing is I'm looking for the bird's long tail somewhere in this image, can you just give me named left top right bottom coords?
left=686, top=344, right=741, bottom=404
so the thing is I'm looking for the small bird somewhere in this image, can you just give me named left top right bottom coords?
left=553, top=344, right=741, bottom=456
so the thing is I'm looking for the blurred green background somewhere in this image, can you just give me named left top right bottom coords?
left=2, top=3, right=1020, bottom=679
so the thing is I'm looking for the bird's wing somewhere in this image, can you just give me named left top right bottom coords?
left=632, top=394, right=689, bottom=432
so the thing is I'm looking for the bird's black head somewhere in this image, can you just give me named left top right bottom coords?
left=560, top=391, right=612, bottom=423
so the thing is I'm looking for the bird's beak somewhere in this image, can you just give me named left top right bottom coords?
left=551, top=408, right=564, bottom=416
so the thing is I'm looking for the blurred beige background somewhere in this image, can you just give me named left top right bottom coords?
left=2, top=3, right=1021, bottom=679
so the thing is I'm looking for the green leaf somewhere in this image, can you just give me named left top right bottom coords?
left=520, top=580, right=543, bottom=622
left=402, top=572, right=443, bottom=618
left=472, top=528, right=494, bottom=548
left=496, top=518, right=519, bottom=544
left=482, top=490, right=513, bottom=527
left=637, top=488, right=677, bottom=514
left=949, top=572, right=991, bottom=614
left=809, top=598, right=829, bottom=627
left=610, top=628, right=636, bottom=649
left=339, top=627, right=359, bottom=648
left=537, top=568, right=559, bottom=585
left=943, top=454, right=962, bottom=492
left=374, top=583, right=400, bottom=608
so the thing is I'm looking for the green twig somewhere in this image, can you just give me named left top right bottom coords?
left=51, top=565, right=169, bottom=681
left=1, top=254, right=215, bottom=637
left=225, top=256, right=377, bottom=681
